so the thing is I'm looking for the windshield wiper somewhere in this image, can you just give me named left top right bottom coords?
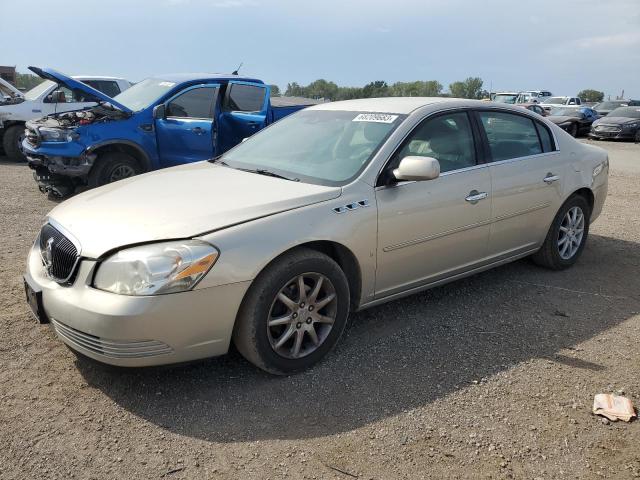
left=240, top=168, right=299, bottom=182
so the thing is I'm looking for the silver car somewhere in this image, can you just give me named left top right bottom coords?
left=24, top=98, right=609, bottom=374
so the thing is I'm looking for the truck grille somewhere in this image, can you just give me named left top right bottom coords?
left=39, top=223, right=80, bottom=283
left=51, top=319, right=173, bottom=359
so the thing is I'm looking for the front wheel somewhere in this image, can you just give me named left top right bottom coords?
left=532, top=195, right=590, bottom=270
left=2, top=125, right=26, bottom=161
left=233, top=248, right=350, bottom=375
left=88, top=152, right=141, bottom=188
left=568, top=123, right=578, bottom=137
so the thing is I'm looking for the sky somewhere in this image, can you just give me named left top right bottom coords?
left=2, top=0, right=639, bottom=98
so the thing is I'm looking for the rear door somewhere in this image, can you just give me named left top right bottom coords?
left=477, top=110, right=565, bottom=258
left=155, top=84, right=220, bottom=167
left=217, top=81, right=270, bottom=153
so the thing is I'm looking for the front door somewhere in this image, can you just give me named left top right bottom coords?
left=476, top=110, right=565, bottom=258
left=375, top=111, right=492, bottom=297
left=155, top=84, right=220, bottom=167
left=217, top=81, right=270, bottom=153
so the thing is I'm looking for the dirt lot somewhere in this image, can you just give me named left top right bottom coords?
left=0, top=140, right=639, bottom=480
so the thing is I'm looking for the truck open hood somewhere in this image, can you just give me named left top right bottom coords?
left=28, top=66, right=133, bottom=114
left=0, top=77, right=23, bottom=100
left=47, top=162, right=342, bottom=258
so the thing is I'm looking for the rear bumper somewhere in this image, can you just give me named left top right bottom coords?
left=26, top=242, right=251, bottom=367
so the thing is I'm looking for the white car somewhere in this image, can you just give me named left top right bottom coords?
left=541, top=96, right=582, bottom=111
left=516, top=90, right=553, bottom=104
left=24, top=97, right=609, bottom=374
left=0, top=67, right=131, bottom=160
left=0, top=77, right=24, bottom=104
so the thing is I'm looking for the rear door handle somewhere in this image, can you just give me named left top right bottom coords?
left=192, top=127, right=205, bottom=135
left=465, top=190, right=488, bottom=204
left=543, top=173, right=559, bottom=184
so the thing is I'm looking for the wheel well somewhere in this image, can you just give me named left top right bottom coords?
left=91, top=143, right=149, bottom=172
left=278, top=241, right=363, bottom=311
left=573, top=187, right=594, bottom=212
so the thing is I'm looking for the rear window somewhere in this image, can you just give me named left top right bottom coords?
left=226, top=84, right=265, bottom=112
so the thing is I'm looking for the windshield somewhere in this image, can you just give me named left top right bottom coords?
left=608, top=107, right=640, bottom=119
left=550, top=107, right=582, bottom=117
left=543, top=97, right=567, bottom=104
left=112, top=78, right=177, bottom=111
left=595, top=101, right=627, bottom=110
left=493, top=94, right=518, bottom=104
left=24, top=80, right=55, bottom=101
left=221, top=110, right=404, bottom=186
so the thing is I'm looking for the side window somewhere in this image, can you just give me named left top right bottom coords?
left=166, top=87, right=217, bottom=119
left=535, top=122, right=555, bottom=153
left=85, top=80, right=121, bottom=98
left=391, top=112, right=476, bottom=174
left=479, top=111, right=543, bottom=161
left=226, top=84, right=265, bottom=112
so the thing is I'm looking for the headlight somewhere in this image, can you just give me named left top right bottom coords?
left=94, top=240, right=219, bottom=296
left=39, top=127, right=76, bottom=143
left=593, top=160, right=607, bottom=178
left=623, top=123, right=639, bottom=129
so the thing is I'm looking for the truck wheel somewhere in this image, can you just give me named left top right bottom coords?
left=2, top=125, right=26, bottom=161
left=233, top=248, right=350, bottom=375
left=568, top=123, right=578, bottom=137
left=88, top=152, right=141, bottom=188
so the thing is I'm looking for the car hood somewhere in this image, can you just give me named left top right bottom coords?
left=0, top=77, right=23, bottom=99
left=593, top=116, right=639, bottom=126
left=549, top=115, right=579, bottom=124
left=47, top=162, right=342, bottom=258
left=28, top=66, right=133, bottom=114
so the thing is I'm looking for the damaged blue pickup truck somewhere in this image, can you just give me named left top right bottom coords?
left=22, top=67, right=318, bottom=196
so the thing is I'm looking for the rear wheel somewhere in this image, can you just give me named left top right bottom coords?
left=88, top=152, right=141, bottom=188
left=532, top=195, right=590, bottom=270
left=233, top=248, right=350, bottom=375
left=635, top=130, right=640, bottom=143
left=568, top=123, right=578, bottom=137
left=2, top=125, right=26, bottom=161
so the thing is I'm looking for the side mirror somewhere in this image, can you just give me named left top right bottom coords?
left=153, top=104, right=166, bottom=120
left=393, top=156, right=440, bottom=182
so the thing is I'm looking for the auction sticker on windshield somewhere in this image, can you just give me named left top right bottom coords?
left=353, top=113, right=399, bottom=123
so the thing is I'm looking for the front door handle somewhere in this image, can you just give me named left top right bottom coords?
left=543, top=173, right=559, bottom=184
left=192, top=127, right=205, bottom=135
left=465, top=190, right=488, bottom=204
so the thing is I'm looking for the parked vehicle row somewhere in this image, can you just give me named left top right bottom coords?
left=24, top=98, right=609, bottom=373
left=590, top=106, right=640, bottom=141
left=546, top=106, right=599, bottom=137
left=19, top=67, right=319, bottom=197
left=0, top=71, right=131, bottom=161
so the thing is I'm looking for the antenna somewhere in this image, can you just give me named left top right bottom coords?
left=232, top=62, right=243, bottom=75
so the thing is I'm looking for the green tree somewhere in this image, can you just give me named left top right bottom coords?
left=269, top=84, right=281, bottom=97
left=390, top=80, right=442, bottom=97
left=284, top=82, right=305, bottom=97
left=15, top=72, right=44, bottom=91
left=449, top=77, right=484, bottom=99
left=362, top=80, right=390, bottom=98
left=577, top=89, right=604, bottom=103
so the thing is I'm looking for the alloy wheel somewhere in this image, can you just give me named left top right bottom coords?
left=557, top=206, right=585, bottom=260
left=267, top=272, right=337, bottom=359
left=109, top=164, right=136, bottom=182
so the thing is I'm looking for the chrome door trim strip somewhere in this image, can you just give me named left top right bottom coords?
left=492, top=202, right=551, bottom=223
left=383, top=218, right=493, bottom=252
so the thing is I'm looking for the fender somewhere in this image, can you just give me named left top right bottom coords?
left=84, top=140, right=152, bottom=172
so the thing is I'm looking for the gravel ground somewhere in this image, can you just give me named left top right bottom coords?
left=1, top=140, right=639, bottom=480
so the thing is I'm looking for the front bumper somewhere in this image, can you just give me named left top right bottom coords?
left=26, top=241, right=251, bottom=367
left=589, top=129, right=636, bottom=140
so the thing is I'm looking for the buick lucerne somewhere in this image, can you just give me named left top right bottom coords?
left=24, top=98, right=609, bottom=374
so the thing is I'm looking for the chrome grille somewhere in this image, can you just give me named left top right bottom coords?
left=51, top=319, right=173, bottom=359
left=595, top=125, right=622, bottom=133
left=39, top=223, right=80, bottom=283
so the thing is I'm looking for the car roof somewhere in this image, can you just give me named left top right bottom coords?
left=310, top=97, right=496, bottom=114
left=151, top=73, right=264, bottom=84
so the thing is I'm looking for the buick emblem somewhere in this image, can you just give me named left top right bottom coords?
left=43, top=237, right=54, bottom=275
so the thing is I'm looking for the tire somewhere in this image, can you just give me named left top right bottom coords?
left=635, top=130, right=640, bottom=144
left=87, top=152, right=141, bottom=188
left=233, top=248, right=350, bottom=375
left=532, top=195, right=591, bottom=270
left=2, top=125, right=26, bottom=161
left=568, top=123, right=578, bottom=137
